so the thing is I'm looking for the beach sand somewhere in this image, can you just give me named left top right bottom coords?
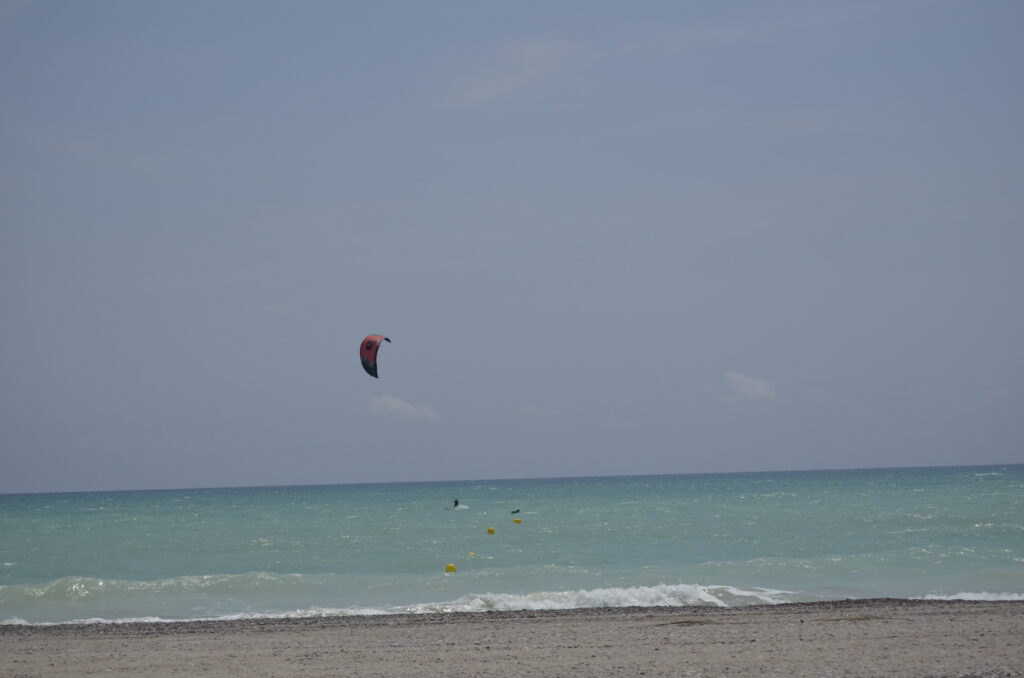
left=2, top=599, right=1021, bottom=677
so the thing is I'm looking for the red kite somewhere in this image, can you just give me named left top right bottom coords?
left=360, top=335, right=391, bottom=378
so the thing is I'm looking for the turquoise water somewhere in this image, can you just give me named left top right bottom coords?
left=2, top=466, right=1022, bottom=624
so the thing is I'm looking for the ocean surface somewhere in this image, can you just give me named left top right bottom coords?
left=2, top=465, right=1022, bottom=624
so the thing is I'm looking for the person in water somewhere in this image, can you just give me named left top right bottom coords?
left=452, top=499, right=459, bottom=508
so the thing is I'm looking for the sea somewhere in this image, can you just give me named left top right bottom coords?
left=1, top=465, right=1022, bottom=625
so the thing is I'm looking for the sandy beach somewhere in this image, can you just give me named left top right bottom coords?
left=2, top=599, right=1021, bottom=677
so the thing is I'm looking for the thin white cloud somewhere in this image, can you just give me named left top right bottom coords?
left=663, top=108, right=863, bottom=137
left=369, top=395, right=437, bottom=421
left=447, top=36, right=590, bottom=107
left=627, top=6, right=878, bottom=57
left=723, top=370, right=778, bottom=403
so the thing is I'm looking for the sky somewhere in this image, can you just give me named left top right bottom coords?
left=1, top=1, right=1022, bottom=493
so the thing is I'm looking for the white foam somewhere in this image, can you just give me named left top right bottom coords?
left=393, top=583, right=794, bottom=614
left=920, top=591, right=1024, bottom=602
left=1, top=617, right=29, bottom=625
left=0, top=583, right=796, bottom=625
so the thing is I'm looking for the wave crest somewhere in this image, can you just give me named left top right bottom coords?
left=0, top=572, right=307, bottom=602
left=2, top=580, right=796, bottom=625
left=920, top=592, right=1024, bottom=602
left=397, top=583, right=793, bottom=613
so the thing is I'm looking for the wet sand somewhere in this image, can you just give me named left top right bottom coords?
left=2, top=599, right=1022, bottom=677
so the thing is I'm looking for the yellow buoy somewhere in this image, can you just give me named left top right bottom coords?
left=467, top=552, right=476, bottom=556
left=487, top=527, right=495, bottom=535
left=513, top=518, right=522, bottom=524
left=445, top=563, right=457, bottom=573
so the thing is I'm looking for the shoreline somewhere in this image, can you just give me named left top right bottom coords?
left=3, top=599, right=1022, bottom=676
left=2, top=597, right=1021, bottom=632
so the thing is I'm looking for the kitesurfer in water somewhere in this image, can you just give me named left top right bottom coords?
left=452, top=499, right=459, bottom=508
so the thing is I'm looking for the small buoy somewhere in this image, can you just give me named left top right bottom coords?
left=487, top=527, right=495, bottom=535
left=445, top=563, right=457, bottom=573
left=513, top=518, right=522, bottom=524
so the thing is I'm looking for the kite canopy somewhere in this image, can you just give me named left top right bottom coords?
left=360, top=334, right=391, bottom=378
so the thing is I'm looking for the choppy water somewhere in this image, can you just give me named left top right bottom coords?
left=2, top=465, right=1021, bottom=624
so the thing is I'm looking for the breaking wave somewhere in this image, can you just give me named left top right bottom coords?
left=1, top=578, right=795, bottom=625
left=392, top=583, right=795, bottom=614
left=919, top=592, right=1024, bottom=602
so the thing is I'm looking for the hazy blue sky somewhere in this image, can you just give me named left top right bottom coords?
left=2, top=1, right=1021, bottom=493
